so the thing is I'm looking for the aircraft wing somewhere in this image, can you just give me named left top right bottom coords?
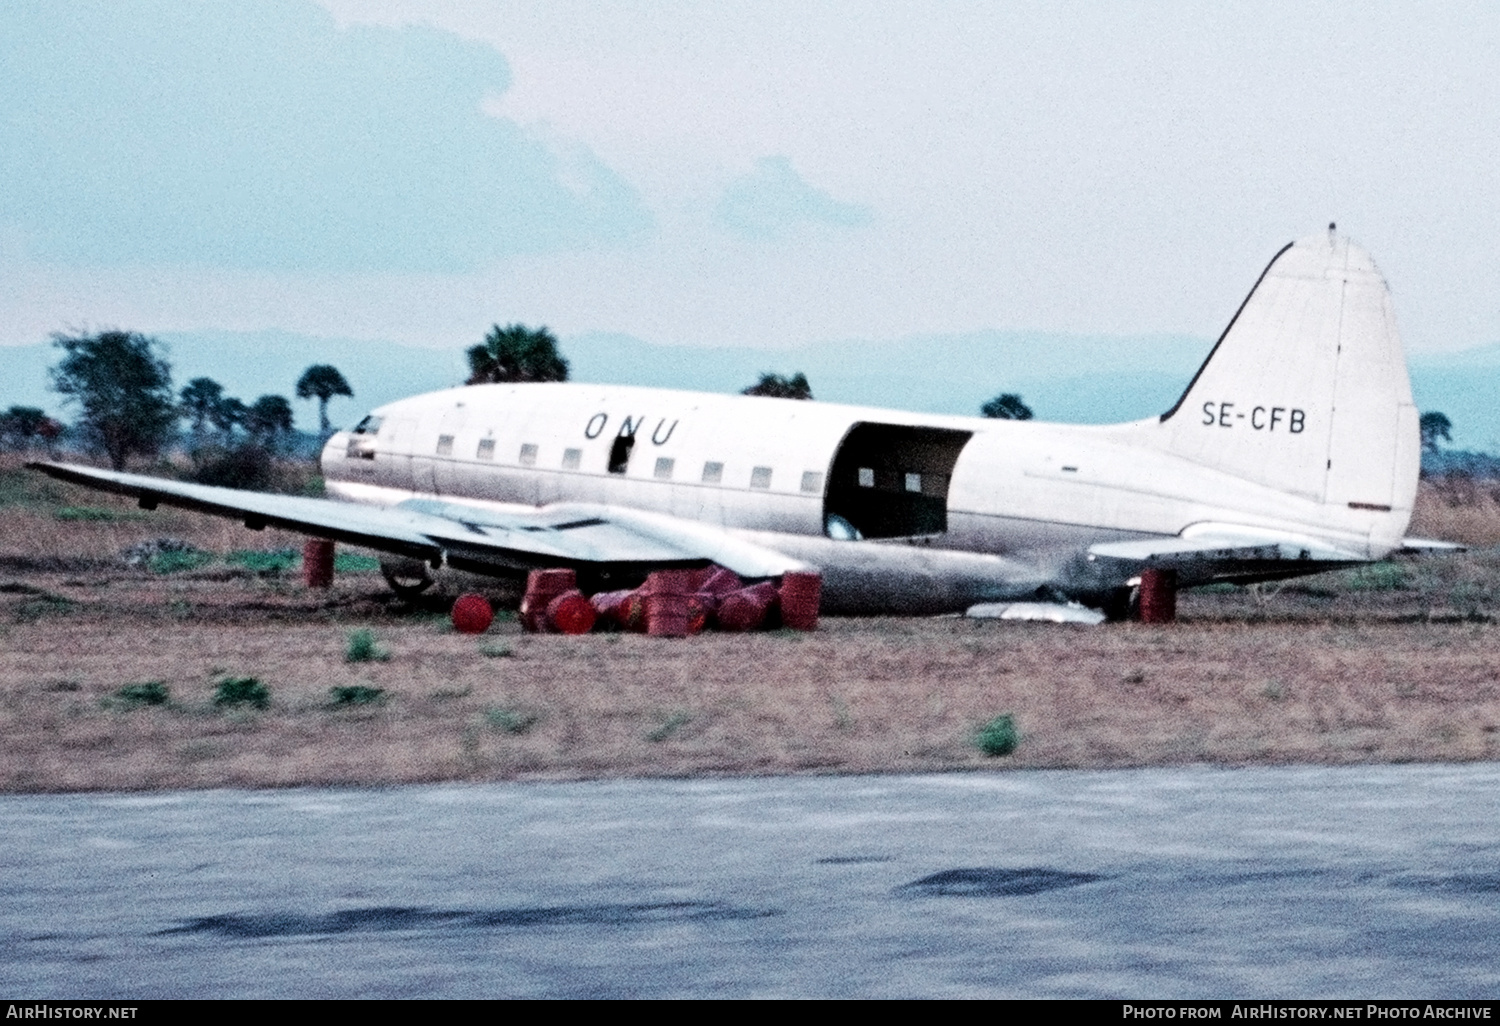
left=1086, top=524, right=1370, bottom=583
left=27, top=462, right=807, bottom=579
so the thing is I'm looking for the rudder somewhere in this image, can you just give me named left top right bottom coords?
left=1156, top=228, right=1418, bottom=523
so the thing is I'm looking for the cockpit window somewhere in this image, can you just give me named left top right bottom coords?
left=352, top=415, right=383, bottom=435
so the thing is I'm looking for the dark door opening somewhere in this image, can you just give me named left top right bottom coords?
left=824, top=422, right=972, bottom=539
left=608, top=433, right=635, bottom=474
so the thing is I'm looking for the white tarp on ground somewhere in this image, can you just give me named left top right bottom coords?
left=964, top=601, right=1106, bottom=625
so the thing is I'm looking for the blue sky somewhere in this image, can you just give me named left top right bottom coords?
left=2, top=1, right=1498, bottom=354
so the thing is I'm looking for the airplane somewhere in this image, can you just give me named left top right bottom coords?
left=31, top=226, right=1446, bottom=620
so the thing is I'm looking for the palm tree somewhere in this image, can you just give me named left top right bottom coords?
left=296, top=365, right=353, bottom=435
left=179, top=377, right=226, bottom=440
left=742, top=372, right=813, bottom=400
left=465, top=324, right=569, bottom=385
left=980, top=393, right=1033, bottom=420
left=1419, top=411, right=1453, bottom=453
left=245, top=394, right=295, bottom=448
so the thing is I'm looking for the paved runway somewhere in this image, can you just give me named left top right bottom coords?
left=3, top=764, right=1499, bottom=998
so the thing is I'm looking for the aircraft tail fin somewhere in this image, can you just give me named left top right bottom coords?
left=1154, top=228, right=1419, bottom=538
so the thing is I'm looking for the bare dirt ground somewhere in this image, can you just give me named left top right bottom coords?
left=3, top=453, right=1500, bottom=792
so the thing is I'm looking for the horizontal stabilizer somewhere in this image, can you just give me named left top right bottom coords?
left=1087, top=524, right=1369, bottom=583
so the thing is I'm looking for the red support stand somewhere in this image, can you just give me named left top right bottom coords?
left=1138, top=568, right=1177, bottom=623
left=302, top=538, right=335, bottom=589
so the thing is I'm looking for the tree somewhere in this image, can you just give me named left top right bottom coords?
left=981, top=393, right=1034, bottom=420
left=244, top=394, right=294, bottom=446
left=742, top=372, right=813, bottom=400
left=208, top=396, right=248, bottom=437
left=49, top=330, right=177, bottom=470
left=0, top=405, right=48, bottom=449
left=1420, top=411, right=1453, bottom=453
left=179, top=377, right=226, bottom=439
left=296, top=364, right=353, bottom=435
left=465, top=324, right=569, bottom=385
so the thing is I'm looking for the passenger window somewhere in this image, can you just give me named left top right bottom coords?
left=905, top=472, right=922, bottom=493
left=858, top=467, right=875, bottom=488
left=654, top=457, right=674, bottom=480
left=750, top=466, right=772, bottom=489
left=702, top=461, right=724, bottom=484
left=476, top=438, right=496, bottom=460
left=801, top=471, right=824, bottom=493
left=436, top=435, right=454, bottom=456
left=519, top=443, right=538, bottom=466
left=562, top=448, right=582, bottom=470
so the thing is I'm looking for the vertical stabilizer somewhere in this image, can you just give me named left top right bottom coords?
left=1157, top=229, right=1418, bottom=526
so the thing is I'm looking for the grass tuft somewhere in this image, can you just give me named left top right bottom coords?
left=54, top=506, right=147, bottom=523
left=213, top=676, right=270, bottom=710
left=975, top=714, right=1019, bottom=757
left=345, top=628, right=390, bottom=663
left=149, top=550, right=214, bottom=574
left=485, top=706, right=539, bottom=734
left=647, top=711, right=692, bottom=743
left=112, top=680, right=170, bottom=707
left=330, top=685, right=386, bottom=707
left=226, top=549, right=298, bottom=575
left=333, top=553, right=381, bottom=573
left=478, top=641, right=513, bottom=658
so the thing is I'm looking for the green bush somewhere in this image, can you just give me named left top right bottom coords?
left=975, top=714, right=1019, bottom=757
left=113, top=681, right=170, bottom=706
left=330, top=685, right=386, bottom=706
left=213, top=676, right=269, bottom=710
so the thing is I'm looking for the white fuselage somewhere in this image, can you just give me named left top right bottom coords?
left=320, top=382, right=1408, bottom=613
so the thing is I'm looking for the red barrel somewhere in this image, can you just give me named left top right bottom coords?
left=302, top=538, right=335, bottom=589
left=1138, top=568, right=1177, bottom=624
left=546, top=589, right=597, bottom=635
left=701, top=567, right=742, bottom=596
left=716, top=581, right=779, bottom=632
left=642, top=569, right=698, bottom=596
left=688, top=591, right=719, bottom=632
left=589, top=590, right=634, bottom=628
left=778, top=571, right=822, bottom=631
left=645, top=592, right=691, bottom=637
left=619, top=591, right=650, bottom=632
left=451, top=592, right=494, bottom=634
left=520, top=568, right=577, bottom=632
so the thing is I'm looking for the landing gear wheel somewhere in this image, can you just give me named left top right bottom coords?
left=1099, top=586, right=1140, bottom=623
left=380, top=558, right=434, bottom=600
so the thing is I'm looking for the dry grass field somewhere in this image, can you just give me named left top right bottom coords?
left=3, top=452, right=1500, bottom=792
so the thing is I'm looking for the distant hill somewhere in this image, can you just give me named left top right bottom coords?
left=3, top=329, right=1497, bottom=449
